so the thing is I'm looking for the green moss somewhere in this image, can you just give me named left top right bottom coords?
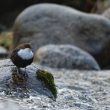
left=36, top=69, right=57, bottom=99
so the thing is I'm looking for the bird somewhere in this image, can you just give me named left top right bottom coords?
left=10, top=43, right=34, bottom=74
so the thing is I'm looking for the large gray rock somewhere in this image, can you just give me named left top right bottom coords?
left=102, top=8, right=110, bottom=20
left=13, top=3, right=110, bottom=68
left=96, top=0, right=110, bottom=14
left=0, top=59, right=110, bottom=110
left=36, top=44, right=100, bottom=70
left=0, top=46, right=8, bottom=58
left=0, top=59, right=54, bottom=99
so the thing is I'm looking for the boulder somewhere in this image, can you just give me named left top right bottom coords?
left=0, top=59, right=56, bottom=99
left=0, top=46, right=8, bottom=58
left=102, top=8, right=110, bottom=20
left=96, top=0, right=110, bottom=13
left=36, top=44, right=100, bottom=70
left=13, top=3, right=110, bottom=68
left=0, top=0, right=97, bottom=27
left=0, top=59, right=110, bottom=109
left=0, top=0, right=97, bottom=15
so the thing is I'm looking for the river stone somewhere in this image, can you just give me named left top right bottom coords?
left=102, top=8, right=110, bottom=20
left=0, top=46, right=8, bottom=58
left=0, top=59, right=110, bottom=110
left=35, top=44, right=100, bottom=70
left=0, top=59, right=54, bottom=99
left=13, top=3, right=110, bottom=68
left=95, top=0, right=110, bottom=14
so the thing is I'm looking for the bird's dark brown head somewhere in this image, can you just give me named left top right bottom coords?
left=16, top=43, right=32, bottom=49
left=10, top=43, right=34, bottom=69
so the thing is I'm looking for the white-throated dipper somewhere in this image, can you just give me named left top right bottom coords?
left=10, top=43, right=34, bottom=74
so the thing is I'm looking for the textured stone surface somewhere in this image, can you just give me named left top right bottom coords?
left=0, top=0, right=97, bottom=27
left=96, top=0, right=110, bottom=13
left=13, top=3, right=110, bottom=68
left=0, top=46, right=8, bottom=58
left=102, top=8, right=110, bottom=20
left=0, top=59, right=53, bottom=99
left=36, top=44, right=100, bottom=70
left=0, top=59, right=110, bottom=110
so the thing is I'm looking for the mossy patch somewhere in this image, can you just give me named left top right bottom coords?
left=36, top=69, right=57, bottom=99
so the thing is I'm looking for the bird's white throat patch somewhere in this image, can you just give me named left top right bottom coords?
left=17, top=48, right=33, bottom=60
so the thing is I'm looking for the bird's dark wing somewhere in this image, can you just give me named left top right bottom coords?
left=10, top=48, right=19, bottom=59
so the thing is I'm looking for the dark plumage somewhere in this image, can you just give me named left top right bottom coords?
left=10, top=43, right=34, bottom=71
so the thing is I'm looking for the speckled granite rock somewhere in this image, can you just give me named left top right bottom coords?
left=36, top=44, right=100, bottom=70
left=96, top=0, right=110, bottom=14
left=0, top=46, right=8, bottom=58
left=0, top=59, right=110, bottom=110
left=13, top=3, right=110, bottom=68
left=102, top=8, right=110, bottom=20
left=0, top=59, right=54, bottom=99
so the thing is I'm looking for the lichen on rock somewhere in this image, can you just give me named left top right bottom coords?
left=36, top=69, right=57, bottom=99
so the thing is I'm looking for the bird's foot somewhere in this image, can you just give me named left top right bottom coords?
left=11, top=67, right=27, bottom=85
left=22, top=72, right=28, bottom=78
left=17, top=68, right=28, bottom=78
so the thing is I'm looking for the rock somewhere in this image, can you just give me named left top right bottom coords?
left=0, top=46, right=8, bottom=58
left=102, top=8, right=110, bottom=20
left=36, top=45, right=100, bottom=70
left=0, top=59, right=56, bottom=99
left=0, top=59, right=110, bottom=109
left=0, top=0, right=96, bottom=27
left=96, top=0, right=110, bottom=14
left=36, top=0, right=97, bottom=12
left=13, top=3, right=110, bottom=68
left=0, top=0, right=96, bottom=15
left=50, top=68, right=110, bottom=110
left=0, top=98, right=22, bottom=110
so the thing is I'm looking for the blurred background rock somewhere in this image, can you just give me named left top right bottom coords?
left=0, top=1, right=110, bottom=109
left=0, top=0, right=98, bottom=50
left=0, top=0, right=108, bottom=44
left=0, top=0, right=110, bottom=69
left=1, top=0, right=110, bottom=28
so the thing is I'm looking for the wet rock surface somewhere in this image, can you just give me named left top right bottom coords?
left=0, top=46, right=8, bottom=58
left=96, top=0, right=110, bottom=14
left=0, top=59, right=110, bottom=110
left=102, top=8, right=110, bottom=20
left=0, top=0, right=97, bottom=27
left=0, top=59, right=54, bottom=99
left=36, top=44, right=100, bottom=70
left=13, top=3, right=110, bottom=68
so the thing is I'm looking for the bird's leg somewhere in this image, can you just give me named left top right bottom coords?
left=16, top=67, right=28, bottom=78
left=25, top=67, right=27, bottom=74
left=17, top=67, right=21, bottom=74
left=24, top=67, right=28, bottom=78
